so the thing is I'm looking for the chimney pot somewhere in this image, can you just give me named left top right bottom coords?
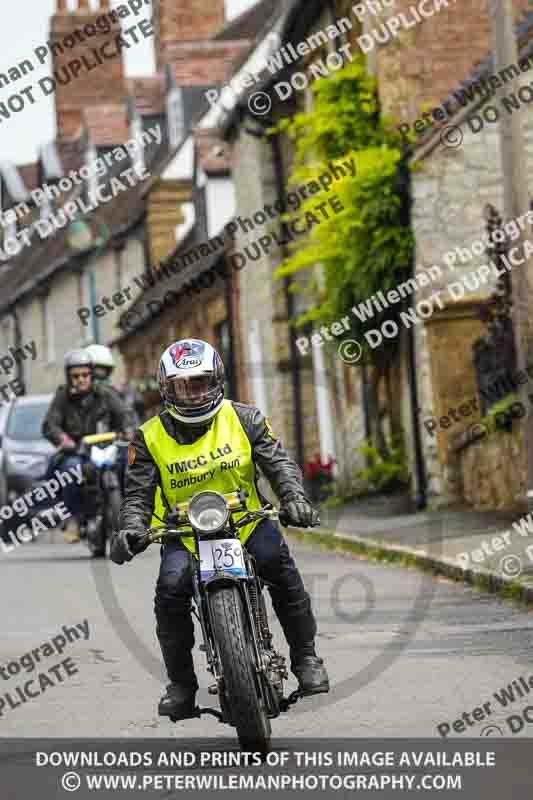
left=78, top=0, right=90, bottom=8
left=56, top=0, right=67, bottom=9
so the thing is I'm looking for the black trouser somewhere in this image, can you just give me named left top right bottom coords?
left=154, top=519, right=317, bottom=687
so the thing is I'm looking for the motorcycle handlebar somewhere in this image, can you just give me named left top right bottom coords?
left=131, top=507, right=320, bottom=553
left=57, top=433, right=130, bottom=455
left=82, top=432, right=118, bottom=445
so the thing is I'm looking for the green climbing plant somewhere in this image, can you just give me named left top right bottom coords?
left=273, top=56, right=415, bottom=458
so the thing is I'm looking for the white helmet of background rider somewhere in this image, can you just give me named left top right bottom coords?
left=158, top=339, right=225, bottom=425
left=86, top=344, right=115, bottom=381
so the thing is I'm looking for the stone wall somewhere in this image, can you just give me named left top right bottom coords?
left=405, top=66, right=533, bottom=507
left=376, top=0, right=531, bottom=126
left=457, top=420, right=527, bottom=511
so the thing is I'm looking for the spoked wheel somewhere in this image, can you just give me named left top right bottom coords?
left=90, top=488, right=121, bottom=559
left=88, top=513, right=106, bottom=558
left=208, top=586, right=271, bottom=756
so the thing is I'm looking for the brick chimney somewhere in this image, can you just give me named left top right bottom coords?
left=153, top=0, right=249, bottom=87
left=50, top=0, right=126, bottom=140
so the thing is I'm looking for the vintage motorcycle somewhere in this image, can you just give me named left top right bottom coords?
left=133, top=489, right=316, bottom=754
left=77, top=432, right=126, bottom=558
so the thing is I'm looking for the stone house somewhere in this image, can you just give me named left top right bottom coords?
left=374, top=0, right=533, bottom=509
left=0, top=0, right=273, bottom=404
left=217, top=0, right=368, bottom=492
left=113, top=0, right=280, bottom=417
left=214, top=0, right=533, bottom=509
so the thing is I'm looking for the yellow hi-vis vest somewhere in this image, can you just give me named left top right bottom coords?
left=141, top=400, right=263, bottom=556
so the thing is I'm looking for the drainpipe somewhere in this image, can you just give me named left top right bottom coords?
left=406, top=317, right=427, bottom=509
left=398, top=156, right=427, bottom=509
left=11, top=309, right=25, bottom=394
left=361, top=362, right=371, bottom=442
left=88, top=269, right=100, bottom=344
left=270, top=132, right=305, bottom=468
left=223, top=256, right=236, bottom=398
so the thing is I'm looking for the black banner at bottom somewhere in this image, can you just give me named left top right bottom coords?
left=0, top=738, right=528, bottom=798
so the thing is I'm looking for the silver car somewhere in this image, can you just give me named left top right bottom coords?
left=0, top=395, right=56, bottom=507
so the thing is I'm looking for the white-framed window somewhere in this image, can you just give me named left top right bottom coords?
left=167, top=88, right=184, bottom=149
left=86, top=144, right=99, bottom=205
left=130, top=115, right=145, bottom=176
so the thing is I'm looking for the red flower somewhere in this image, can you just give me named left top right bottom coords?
left=303, top=454, right=336, bottom=479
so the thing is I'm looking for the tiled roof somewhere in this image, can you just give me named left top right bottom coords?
left=0, top=175, right=148, bottom=312
left=0, top=0, right=289, bottom=315
left=0, top=137, right=183, bottom=312
left=212, top=0, right=280, bottom=42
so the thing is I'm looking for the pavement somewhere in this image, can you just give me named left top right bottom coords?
left=313, top=491, right=533, bottom=601
left=3, top=521, right=533, bottom=742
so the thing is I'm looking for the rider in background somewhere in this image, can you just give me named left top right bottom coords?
left=86, top=344, right=140, bottom=489
left=42, top=349, right=132, bottom=540
left=109, top=338, right=330, bottom=722
left=85, top=343, right=144, bottom=423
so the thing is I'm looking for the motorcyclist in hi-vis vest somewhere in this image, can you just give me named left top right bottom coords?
left=110, top=339, right=329, bottom=720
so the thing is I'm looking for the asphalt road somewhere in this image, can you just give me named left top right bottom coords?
left=1, top=529, right=533, bottom=742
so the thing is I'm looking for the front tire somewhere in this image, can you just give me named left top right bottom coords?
left=90, top=488, right=121, bottom=559
left=208, top=586, right=271, bottom=755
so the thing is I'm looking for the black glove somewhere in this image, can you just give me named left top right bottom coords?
left=279, top=498, right=320, bottom=528
left=110, top=529, right=147, bottom=565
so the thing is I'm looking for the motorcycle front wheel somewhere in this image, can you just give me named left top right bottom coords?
left=89, top=488, right=121, bottom=559
left=208, top=585, right=271, bottom=755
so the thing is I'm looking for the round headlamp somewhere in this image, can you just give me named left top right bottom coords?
left=187, top=491, right=229, bottom=533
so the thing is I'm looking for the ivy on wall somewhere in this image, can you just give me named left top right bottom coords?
left=273, top=56, right=415, bottom=456
left=274, top=57, right=413, bottom=349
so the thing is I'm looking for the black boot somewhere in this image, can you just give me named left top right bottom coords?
left=156, top=609, right=199, bottom=720
left=291, top=643, right=330, bottom=695
left=272, top=594, right=330, bottom=695
left=158, top=682, right=198, bottom=720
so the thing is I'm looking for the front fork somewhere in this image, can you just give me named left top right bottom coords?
left=194, top=568, right=283, bottom=722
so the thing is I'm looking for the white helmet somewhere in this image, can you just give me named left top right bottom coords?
left=86, top=344, right=115, bottom=370
left=158, top=339, right=225, bottom=424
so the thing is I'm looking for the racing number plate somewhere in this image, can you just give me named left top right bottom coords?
left=198, top=539, right=247, bottom=580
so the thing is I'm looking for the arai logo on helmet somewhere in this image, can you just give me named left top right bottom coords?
left=177, top=356, right=202, bottom=369
left=168, top=344, right=186, bottom=365
left=168, top=341, right=204, bottom=370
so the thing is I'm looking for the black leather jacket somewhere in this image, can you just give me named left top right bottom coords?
left=119, top=401, right=309, bottom=533
left=42, top=384, right=133, bottom=446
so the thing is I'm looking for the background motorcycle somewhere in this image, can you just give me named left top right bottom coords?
left=76, top=432, right=127, bottom=558
left=133, top=489, right=318, bottom=755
